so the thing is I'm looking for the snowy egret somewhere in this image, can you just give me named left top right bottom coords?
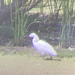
left=29, top=33, right=57, bottom=60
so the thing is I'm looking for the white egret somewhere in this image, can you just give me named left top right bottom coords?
left=29, top=33, right=57, bottom=60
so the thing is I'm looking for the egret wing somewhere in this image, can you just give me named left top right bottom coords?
left=33, top=40, right=57, bottom=56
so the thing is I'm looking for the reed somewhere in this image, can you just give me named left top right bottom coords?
left=59, top=0, right=74, bottom=47
left=9, top=0, right=75, bottom=46
left=10, top=0, right=39, bottom=46
left=10, top=0, right=29, bottom=46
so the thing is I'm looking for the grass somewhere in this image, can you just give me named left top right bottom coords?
left=0, top=46, right=75, bottom=75
left=57, top=48, right=75, bottom=58
left=0, top=54, right=75, bottom=75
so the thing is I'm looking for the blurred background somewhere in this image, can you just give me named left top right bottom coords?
left=0, top=0, right=75, bottom=48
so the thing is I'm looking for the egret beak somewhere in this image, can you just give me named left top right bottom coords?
left=29, top=35, right=31, bottom=38
left=29, top=34, right=32, bottom=38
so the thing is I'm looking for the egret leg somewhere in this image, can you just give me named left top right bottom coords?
left=45, top=55, right=53, bottom=60
left=41, top=52, right=52, bottom=60
left=43, top=55, right=53, bottom=60
left=49, top=55, right=52, bottom=60
left=43, top=55, right=61, bottom=61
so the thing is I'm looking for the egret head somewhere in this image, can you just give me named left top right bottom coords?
left=29, top=33, right=39, bottom=41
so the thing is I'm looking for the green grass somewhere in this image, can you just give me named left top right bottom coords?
left=0, top=47, right=75, bottom=75
left=1, top=46, right=75, bottom=58
left=57, top=49, right=75, bottom=58
left=0, top=53, right=75, bottom=75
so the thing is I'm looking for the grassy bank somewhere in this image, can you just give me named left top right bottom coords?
left=0, top=46, right=75, bottom=75
left=0, top=54, right=75, bottom=75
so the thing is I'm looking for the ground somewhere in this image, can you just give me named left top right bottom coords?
left=0, top=55, right=75, bottom=75
left=0, top=46, right=75, bottom=75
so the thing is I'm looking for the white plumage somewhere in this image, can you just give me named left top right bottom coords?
left=29, top=33, right=57, bottom=60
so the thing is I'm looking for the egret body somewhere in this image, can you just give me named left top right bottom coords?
left=29, top=33, right=57, bottom=60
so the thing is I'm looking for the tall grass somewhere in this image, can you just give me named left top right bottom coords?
left=10, top=0, right=29, bottom=46
left=10, top=0, right=39, bottom=46
left=40, top=0, right=43, bottom=15
left=59, top=0, right=74, bottom=47
left=38, top=0, right=75, bottom=47
left=9, top=0, right=75, bottom=46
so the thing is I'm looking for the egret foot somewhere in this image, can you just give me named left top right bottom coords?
left=43, top=56, right=61, bottom=61
left=50, top=55, right=52, bottom=60
left=45, top=58, right=61, bottom=61
left=45, top=58, right=53, bottom=60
